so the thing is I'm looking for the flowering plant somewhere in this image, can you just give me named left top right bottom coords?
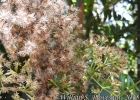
left=0, top=0, right=128, bottom=99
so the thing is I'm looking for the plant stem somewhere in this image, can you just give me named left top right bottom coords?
left=121, top=80, right=140, bottom=96
left=91, top=77, right=116, bottom=95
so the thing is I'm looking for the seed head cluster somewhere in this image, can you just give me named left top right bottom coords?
left=0, top=0, right=87, bottom=99
left=0, top=0, right=128, bottom=99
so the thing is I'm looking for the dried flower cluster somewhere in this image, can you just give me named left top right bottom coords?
left=0, top=0, right=128, bottom=99
left=0, top=56, right=38, bottom=99
left=0, top=0, right=87, bottom=99
left=85, top=34, right=128, bottom=95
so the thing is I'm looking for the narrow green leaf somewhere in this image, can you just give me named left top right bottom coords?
left=119, top=73, right=127, bottom=91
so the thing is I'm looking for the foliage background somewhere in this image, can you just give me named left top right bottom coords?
left=68, top=0, right=140, bottom=97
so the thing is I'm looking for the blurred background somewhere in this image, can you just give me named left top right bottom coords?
left=68, top=0, right=140, bottom=81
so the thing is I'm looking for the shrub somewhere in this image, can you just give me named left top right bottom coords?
left=0, top=0, right=128, bottom=99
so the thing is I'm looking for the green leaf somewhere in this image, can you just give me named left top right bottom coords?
left=135, top=86, right=140, bottom=92
left=119, top=73, right=127, bottom=91
left=100, top=90, right=110, bottom=96
left=55, top=75, right=61, bottom=83
left=127, top=75, right=131, bottom=87
left=103, top=82, right=111, bottom=88
left=130, top=76, right=135, bottom=86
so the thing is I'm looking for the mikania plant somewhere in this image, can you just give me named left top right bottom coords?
left=0, top=0, right=128, bottom=100
left=84, top=34, right=128, bottom=96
